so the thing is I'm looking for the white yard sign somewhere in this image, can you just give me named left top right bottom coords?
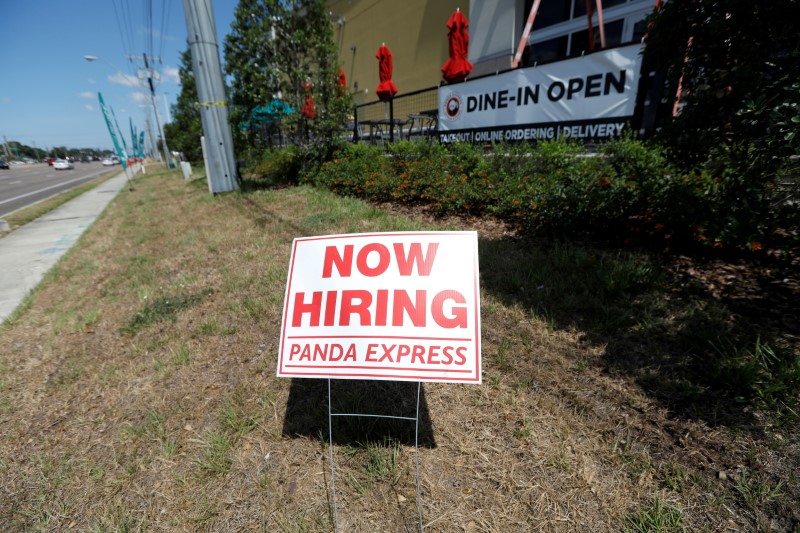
left=277, top=232, right=481, bottom=384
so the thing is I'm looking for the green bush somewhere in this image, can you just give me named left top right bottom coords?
left=248, top=146, right=302, bottom=187
left=255, top=135, right=792, bottom=252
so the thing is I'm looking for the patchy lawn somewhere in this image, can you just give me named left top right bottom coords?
left=0, top=170, right=797, bottom=531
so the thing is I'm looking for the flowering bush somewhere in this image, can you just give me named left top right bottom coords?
left=251, top=136, right=790, bottom=251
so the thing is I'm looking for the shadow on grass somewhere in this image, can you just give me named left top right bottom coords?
left=477, top=236, right=797, bottom=434
left=282, top=379, right=437, bottom=448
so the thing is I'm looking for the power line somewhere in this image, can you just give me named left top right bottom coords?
left=147, top=0, right=155, bottom=60
left=158, top=0, right=173, bottom=62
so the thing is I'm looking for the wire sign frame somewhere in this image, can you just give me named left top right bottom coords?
left=326, top=379, right=424, bottom=532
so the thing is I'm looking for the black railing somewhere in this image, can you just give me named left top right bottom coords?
left=353, top=86, right=439, bottom=144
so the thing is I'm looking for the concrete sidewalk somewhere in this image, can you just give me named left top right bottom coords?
left=0, top=169, right=133, bottom=322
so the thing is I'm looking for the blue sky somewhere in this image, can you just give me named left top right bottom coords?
left=0, top=0, right=239, bottom=153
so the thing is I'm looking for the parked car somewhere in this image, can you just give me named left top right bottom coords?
left=53, top=159, right=74, bottom=170
left=0, top=160, right=9, bottom=169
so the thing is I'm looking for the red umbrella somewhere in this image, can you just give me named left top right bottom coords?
left=441, top=9, right=473, bottom=84
left=375, top=44, right=398, bottom=101
left=301, top=81, right=315, bottom=118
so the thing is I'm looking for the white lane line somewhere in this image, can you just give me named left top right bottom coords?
left=0, top=174, right=99, bottom=206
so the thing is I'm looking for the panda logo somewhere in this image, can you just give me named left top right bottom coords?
left=445, top=94, right=462, bottom=120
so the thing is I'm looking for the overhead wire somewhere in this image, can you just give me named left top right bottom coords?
left=109, top=0, right=142, bottom=88
left=158, top=0, right=172, bottom=63
left=147, top=0, right=155, bottom=61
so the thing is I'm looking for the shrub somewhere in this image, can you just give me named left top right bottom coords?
left=247, top=146, right=302, bottom=187
left=310, top=143, right=389, bottom=199
left=257, top=134, right=792, bottom=253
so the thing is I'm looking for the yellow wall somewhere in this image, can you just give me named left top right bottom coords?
left=328, top=0, right=466, bottom=105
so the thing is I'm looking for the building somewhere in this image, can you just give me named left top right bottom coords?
left=328, top=0, right=462, bottom=105
left=328, top=1, right=662, bottom=142
left=329, top=1, right=658, bottom=99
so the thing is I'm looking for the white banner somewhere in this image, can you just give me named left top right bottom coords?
left=438, top=44, right=644, bottom=142
left=277, top=232, right=482, bottom=384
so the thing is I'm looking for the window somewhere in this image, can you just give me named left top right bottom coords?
left=572, top=0, right=627, bottom=19
left=527, top=0, right=572, bottom=31
left=527, top=36, right=569, bottom=65
left=569, top=18, right=624, bottom=56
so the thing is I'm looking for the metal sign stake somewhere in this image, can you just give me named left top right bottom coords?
left=327, top=378, right=425, bottom=532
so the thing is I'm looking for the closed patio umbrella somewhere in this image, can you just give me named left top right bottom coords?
left=301, top=81, right=315, bottom=119
left=441, top=9, right=473, bottom=83
left=375, top=44, right=398, bottom=101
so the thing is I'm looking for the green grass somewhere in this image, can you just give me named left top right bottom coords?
left=145, top=408, right=178, bottom=458
left=734, top=467, right=784, bottom=512
left=196, top=431, right=232, bottom=476
left=364, top=438, right=400, bottom=483
left=120, top=290, right=212, bottom=334
left=171, top=343, right=191, bottom=366
left=220, top=401, right=262, bottom=438
left=195, top=316, right=237, bottom=336
left=623, top=495, right=685, bottom=532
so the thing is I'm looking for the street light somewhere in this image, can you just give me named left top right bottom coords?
left=85, top=54, right=107, bottom=66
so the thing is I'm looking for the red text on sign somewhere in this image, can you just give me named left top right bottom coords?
left=322, top=242, right=440, bottom=278
left=291, top=289, right=467, bottom=328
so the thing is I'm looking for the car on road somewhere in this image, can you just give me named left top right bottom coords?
left=0, top=160, right=9, bottom=169
left=101, top=158, right=116, bottom=166
left=53, top=159, right=74, bottom=170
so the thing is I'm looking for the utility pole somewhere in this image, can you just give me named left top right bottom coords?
left=143, top=53, right=171, bottom=167
left=182, top=0, right=238, bottom=193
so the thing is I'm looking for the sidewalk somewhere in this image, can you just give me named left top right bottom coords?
left=0, top=169, right=132, bottom=322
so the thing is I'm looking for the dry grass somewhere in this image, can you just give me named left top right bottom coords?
left=0, top=171, right=797, bottom=532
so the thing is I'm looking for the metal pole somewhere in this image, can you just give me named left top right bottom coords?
left=328, top=379, right=340, bottom=533
left=182, top=0, right=238, bottom=193
left=389, top=98, right=395, bottom=143
left=512, top=0, right=543, bottom=68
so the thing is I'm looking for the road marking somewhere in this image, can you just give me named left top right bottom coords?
left=0, top=175, right=99, bottom=206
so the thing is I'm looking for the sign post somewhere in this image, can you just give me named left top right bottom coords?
left=278, top=231, right=482, bottom=531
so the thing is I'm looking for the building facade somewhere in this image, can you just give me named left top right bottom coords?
left=327, top=0, right=462, bottom=105
left=471, top=0, right=656, bottom=76
left=329, top=0, right=658, bottom=100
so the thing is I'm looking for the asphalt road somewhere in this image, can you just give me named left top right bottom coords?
left=0, top=162, right=119, bottom=218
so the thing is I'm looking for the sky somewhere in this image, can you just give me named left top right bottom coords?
left=0, top=0, right=240, bottom=153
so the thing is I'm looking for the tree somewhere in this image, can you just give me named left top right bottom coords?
left=645, top=0, right=800, bottom=243
left=646, top=0, right=799, bottom=173
left=224, top=0, right=350, bottom=151
left=163, top=48, right=204, bottom=162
